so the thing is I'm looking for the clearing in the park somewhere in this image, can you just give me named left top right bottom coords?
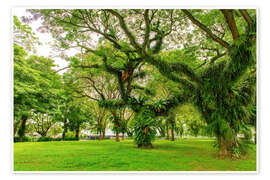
left=13, top=139, right=256, bottom=171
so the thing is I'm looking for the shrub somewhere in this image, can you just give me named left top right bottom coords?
left=37, top=136, right=62, bottom=142
left=133, top=107, right=157, bottom=148
left=14, top=136, right=30, bottom=142
left=53, top=137, right=62, bottom=141
left=37, top=136, right=54, bottom=142
left=64, top=136, right=78, bottom=141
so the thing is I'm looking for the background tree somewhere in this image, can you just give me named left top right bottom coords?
left=66, top=99, right=91, bottom=140
left=87, top=101, right=109, bottom=140
left=14, top=16, right=62, bottom=141
left=30, top=112, right=56, bottom=137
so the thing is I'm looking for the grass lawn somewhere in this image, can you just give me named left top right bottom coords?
left=13, top=139, right=256, bottom=171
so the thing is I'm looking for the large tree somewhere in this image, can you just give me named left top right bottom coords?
left=31, top=9, right=256, bottom=156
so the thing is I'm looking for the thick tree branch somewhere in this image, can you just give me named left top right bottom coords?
left=182, top=10, right=230, bottom=49
left=142, top=9, right=150, bottom=51
left=239, top=9, right=253, bottom=27
left=221, top=10, right=239, bottom=40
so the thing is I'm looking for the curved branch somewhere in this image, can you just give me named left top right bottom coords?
left=239, top=9, right=253, bottom=27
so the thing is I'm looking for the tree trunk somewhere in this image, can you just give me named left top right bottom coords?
left=218, top=136, right=232, bottom=158
left=171, top=122, right=175, bottom=141
left=138, top=143, right=153, bottom=149
left=18, top=115, right=28, bottom=142
left=102, top=130, right=105, bottom=139
left=122, top=132, right=125, bottom=140
left=166, top=120, right=169, bottom=140
left=111, top=110, right=120, bottom=142
left=99, top=130, right=103, bottom=140
left=62, top=119, right=67, bottom=140
left=75, top=127, right=80, bottom=140
left=14, top=124, right=18, bottom=137
left=115, top=118, right=120, bottom=142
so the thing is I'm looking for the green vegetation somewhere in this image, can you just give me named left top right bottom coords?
left=13, top=9, right=257, bottom=171
left=14, top=140, right=256, bottom=171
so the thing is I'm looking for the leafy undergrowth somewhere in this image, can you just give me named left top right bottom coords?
left=13, top=139, right=256, bottom=171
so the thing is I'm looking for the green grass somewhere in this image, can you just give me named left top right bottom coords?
left=14, top=139, right=256, bottom=171
left=177, top=136, right=216, bottom=140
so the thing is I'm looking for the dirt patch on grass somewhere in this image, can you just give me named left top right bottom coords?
left=188, top=161, right=219, bottom=171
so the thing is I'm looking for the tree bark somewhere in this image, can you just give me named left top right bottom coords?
left=14, top=127, right=17, bottom=137
left=221, top=10, right=239, bottom=40
left=18, top=115, right=28, bottom=142
left=239, top=10, right=253, bottom=27
left=218, top=136, right=232, bottom=158
left=115, top=118, right=120, bottom=142
left=99, top=130, right=103, bottom=140
left=14, top=122, right=19, bottom=137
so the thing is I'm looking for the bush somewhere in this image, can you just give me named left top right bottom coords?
left=53, top=137, right=62, bottom=141
left=133, top=108, right=157, bottom=148
left=14, top=136, right=30, bottom=142
left=64, top=136, right=78, bottom=141
left=37, top=136, right=54, bottom=142
left=37, top=136, right=62, bottom=142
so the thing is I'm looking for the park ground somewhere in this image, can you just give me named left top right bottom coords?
left=13, top=139, right=256, bottom=171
